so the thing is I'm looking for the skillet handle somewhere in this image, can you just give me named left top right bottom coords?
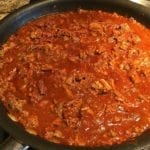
left=0, top=137, right=29, bottom=150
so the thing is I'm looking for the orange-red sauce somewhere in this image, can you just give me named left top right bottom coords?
left=0, top=10, right=150, bottom=146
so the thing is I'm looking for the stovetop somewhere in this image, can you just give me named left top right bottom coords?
left=0, top=127, right=33, bottom=150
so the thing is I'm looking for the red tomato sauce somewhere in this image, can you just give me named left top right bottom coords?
left=0, top=10, right=150, bottom=146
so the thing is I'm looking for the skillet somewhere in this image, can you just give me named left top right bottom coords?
left=0, top=0, right=149, bottom=149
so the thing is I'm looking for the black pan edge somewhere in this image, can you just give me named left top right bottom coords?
left=0, top=0, right=150, bottom=150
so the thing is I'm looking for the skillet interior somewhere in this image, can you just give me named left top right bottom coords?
left=0, top=0, right=149, bottom=149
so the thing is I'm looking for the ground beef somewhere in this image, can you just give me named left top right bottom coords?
left=0, top=10, right=150, bottom=147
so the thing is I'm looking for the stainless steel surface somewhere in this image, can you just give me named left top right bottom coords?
left=0, top=137, right=29, bottom=150
left=129, top=0, right=150, bottom=7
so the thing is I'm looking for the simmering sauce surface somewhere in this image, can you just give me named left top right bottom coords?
left=0, top=10, right=150, bottom=146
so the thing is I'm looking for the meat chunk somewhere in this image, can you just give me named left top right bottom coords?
left=26, top=115, right=39, bottom=128
left=120, top=23, right=131, bottom=32
left=129, top=71, right=141, bottom=84
left=91, top=79, right=112, bottom=95
left=81, top=106, right=94, bottom=115
left=6, top=93, right=26, bottom=112
left=89, top=22, right=103, bottom=32
left=131, top=34, right=141, bottom=44
left=40, top=64, right=53, bottom=71
left=37, top=79, right=47, bottom=95
left=65, top=72, right=93, bottom=91
left=30, top=29, right=42, bottom=39
left=44, top=129, right=63, bottom=144
left=7, top=68, right=17, bottom=81
left=62, top=99, right=82, bottom=128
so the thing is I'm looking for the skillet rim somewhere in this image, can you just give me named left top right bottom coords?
left=0, top=0, right=150, bottom=150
